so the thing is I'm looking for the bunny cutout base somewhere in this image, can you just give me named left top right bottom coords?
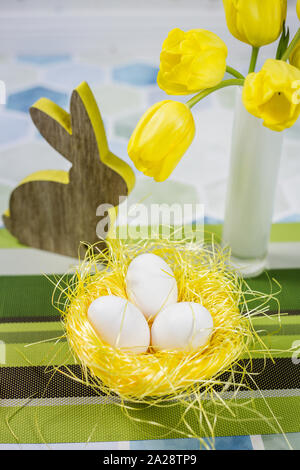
left=2, top=82, right=135, bottom=258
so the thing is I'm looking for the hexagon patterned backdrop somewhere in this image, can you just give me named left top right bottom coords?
left=0, top=53, right=300, bottom=230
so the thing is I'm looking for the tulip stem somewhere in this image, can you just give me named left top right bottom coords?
left=226, top=66, right=245, bottom=79
left=186, top=79, right=245, bottom=109
left=281, top=27, right=300, bottom=62
left=248, top=47, right=259, bottom=73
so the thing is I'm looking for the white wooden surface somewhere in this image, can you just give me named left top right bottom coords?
left=0, top=0, right=298, bottom=57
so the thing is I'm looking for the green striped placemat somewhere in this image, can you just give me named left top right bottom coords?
left=1, top=222, right=300, bottom=249
left=0, top=269, right=300, bottom=444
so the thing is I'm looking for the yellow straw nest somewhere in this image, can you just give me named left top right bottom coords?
left=56, top=237, right=272, bottom=403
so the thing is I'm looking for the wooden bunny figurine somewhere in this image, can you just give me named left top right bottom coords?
left=2, top=82, right=135, bottom=257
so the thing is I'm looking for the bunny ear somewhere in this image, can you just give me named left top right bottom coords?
left=70, top=81, right=109, bottom=156
left=70, top=82, right=135, bottom=192
left=30, top=99, right=73, bottom=162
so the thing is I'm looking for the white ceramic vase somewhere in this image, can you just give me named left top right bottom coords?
left=222, top=88, right=284, bottom=277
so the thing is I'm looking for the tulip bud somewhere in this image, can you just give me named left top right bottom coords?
left=128, top=101, right=195, bottom=182
left=297, top=0, right=300, bottom=20
left=157, top=28, right=227, bottom=95
left=223, top=0, right=287, bottom=48
left=242, top=59, right=300, bottom=131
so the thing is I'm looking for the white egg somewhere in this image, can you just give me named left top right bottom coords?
left=125, top=253, right=178, bottom=320
left=151, top=302, right=213, bottom=352
left=87, top=295, right=150, bottom=354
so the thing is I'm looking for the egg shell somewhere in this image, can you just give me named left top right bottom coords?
left=87, top=295, right=150, bottom=354
left=151, top=302, right=213, bottom=352
left=125, top=253, right=178, bottom=320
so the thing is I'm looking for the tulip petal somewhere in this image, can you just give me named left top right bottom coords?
left=242, top=59, right=300, bottom=131
left=128, top=101, right=195, bottom=181
left=223, top=0, right=287, bottom=47
left=157, top=28, right=227, bottom=95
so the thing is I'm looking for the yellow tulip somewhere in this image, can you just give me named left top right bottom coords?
left=297, top=0, right=300, bottom=20
left=127, top=101, right=195, bottom=182
left=242, top=59, right=300, bottom=131
left=157, top=28, right=228, bottom=95
left=223, top=0, right=287, bottom=47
